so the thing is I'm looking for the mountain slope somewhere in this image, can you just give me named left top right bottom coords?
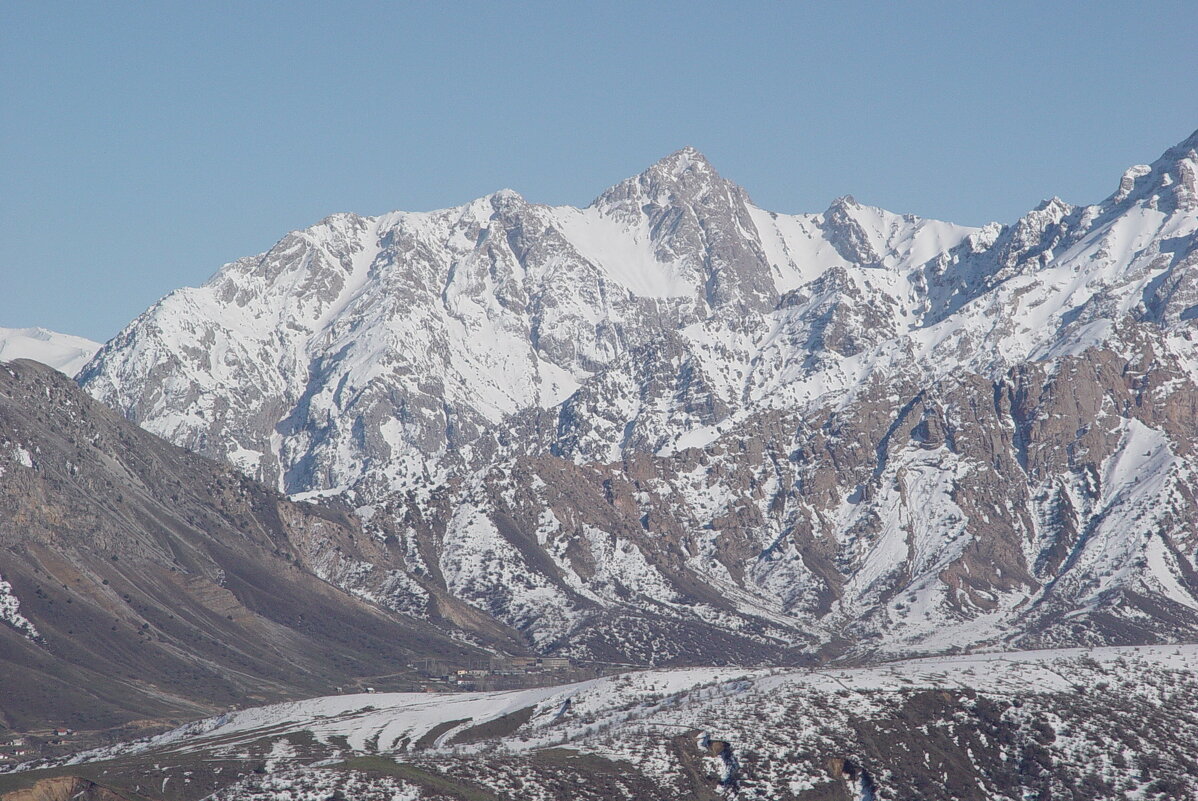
left=0, top=359, right=483, bottom=735
left=78, top=131, right=1198, bottom=662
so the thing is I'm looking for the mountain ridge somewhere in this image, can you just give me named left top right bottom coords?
left=74, top=129, right=1198, bottom=663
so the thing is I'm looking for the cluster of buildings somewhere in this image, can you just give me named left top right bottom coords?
left=413, top=656, right=575, bottom=684
left=0, top=736, right=29, bottom=761
left=0, top=727, right=80, bottom=762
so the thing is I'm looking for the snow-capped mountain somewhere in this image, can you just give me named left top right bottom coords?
left=78, top=131, right=1198, bottom=662
left=0, top=327, right=99, bottom=376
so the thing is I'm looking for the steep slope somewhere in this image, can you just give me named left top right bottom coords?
left=78, top=132, right=1198, bottom=662
left=0, top=359, right=483, bottom=736
left=0, top=328, right=99, bottom=377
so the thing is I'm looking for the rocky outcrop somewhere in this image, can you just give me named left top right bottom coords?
left=1, top=777, right=135, bottom=801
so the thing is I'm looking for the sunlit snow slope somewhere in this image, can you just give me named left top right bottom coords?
left=0, top=327, right=99, bottom=376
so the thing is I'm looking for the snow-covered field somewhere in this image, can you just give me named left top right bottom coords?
left=15, top=644, right=1196, bottom=800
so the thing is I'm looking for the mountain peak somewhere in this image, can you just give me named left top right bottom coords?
left=590, top=146, right=743, bottom=211
left=1107, top=128, right=1198, bottom=210
left=488, top=187, right=524, bottom=202
left=826, top=195, right=861, bottom=213
left=651, top=145, right=714, bottom=178
left=1032, top=196, right=1069, bottom=213
left=76, top=129, right=1198, bottom=677
left=1140, top=128, right=1198, bottom=182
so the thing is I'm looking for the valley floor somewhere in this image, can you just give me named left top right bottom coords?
left=3, top=644, right=1197, bottom=800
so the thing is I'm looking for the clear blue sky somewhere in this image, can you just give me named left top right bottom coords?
left=3, top=1, right=1197, bottom=342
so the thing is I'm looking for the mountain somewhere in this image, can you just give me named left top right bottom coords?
left=0, top=328, right=99, bottom=376
left=11, top=645, right=1198, bottom=801
left=78, top=132, right=1198, bottom=663
left=0, top=359, right=483, bottom=736
left=77, top=147, right=973, bottom=498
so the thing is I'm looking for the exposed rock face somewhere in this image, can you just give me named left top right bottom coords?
left=77, top=132, right=1198, bottom=662
left=0, top=360, right=481, bottom=732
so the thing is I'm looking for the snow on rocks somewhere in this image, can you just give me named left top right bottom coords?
left=0, top=571, right=40, bottom=641
left=29, top=645, right=1198, bottom=801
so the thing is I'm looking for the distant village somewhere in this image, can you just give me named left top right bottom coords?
left=0, top=729, right=76, bottom=763
left=409, top=655, right=594, bottom=691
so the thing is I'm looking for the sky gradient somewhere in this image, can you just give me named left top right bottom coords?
left=4, top=1, right=1197, bottom=342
